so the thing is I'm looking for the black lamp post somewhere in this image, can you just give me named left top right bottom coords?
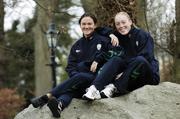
left=46, top=22, right=58, bottom=88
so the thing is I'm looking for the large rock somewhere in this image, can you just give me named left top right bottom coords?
left=14, top=82, right=180, bottom=119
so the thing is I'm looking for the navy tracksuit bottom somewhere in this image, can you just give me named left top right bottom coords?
left=93, top=56, right=157, bottom=94
left=49, top=56, right=156, bottom=108
left=50, top=73, right=95, bottom=108
left=49, top=62, right=95, bottom=109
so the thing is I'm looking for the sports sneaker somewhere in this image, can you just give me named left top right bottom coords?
left=100, top=84, right=117, bottom=98
left=30, top=95, right=49, bottom=108
left=82, top=85, right=101, bottom=100
left=47, top=97, right=63, bottom=118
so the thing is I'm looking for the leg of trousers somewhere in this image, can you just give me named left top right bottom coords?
left=57, top=88, right=85, bottom=109
left=114, top=56, right=155, bottom=94
left=57, top=93, right=73, bottom=109
left=93, top=57, right=126, bottom=91
left=50, top=72, right=95, bottom=108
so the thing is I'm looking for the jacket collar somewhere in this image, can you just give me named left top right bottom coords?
left=82, top=31, right=96, bottom=41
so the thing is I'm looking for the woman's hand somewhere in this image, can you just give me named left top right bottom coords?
left=109, top=34, right=119, bottom=46
left=90, top=61, right=98, bottom=72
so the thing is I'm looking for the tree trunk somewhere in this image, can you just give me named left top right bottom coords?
left=34, top=0, right=73, bottom=95
left=81, top=0, right=146, bottom=28
left=34, top=0, right=54, bottom=95
left=0, top=0, right=4, bottom=41
left=134, top=0, right=147, bottom=30
left=0, top=0, right=5, bottom=87
left=95, top=0, right=133, bottom=26
left=174, top=0, right=180, bottom=83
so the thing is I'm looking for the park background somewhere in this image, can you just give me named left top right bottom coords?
left=0, top=0, right=179, bottom=118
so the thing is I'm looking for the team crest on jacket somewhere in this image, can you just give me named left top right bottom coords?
left=97, top=44, right=102, bottom=50
left=75, top=50, right=81, bottom=53
left=136, top=41, right=139, bottom=46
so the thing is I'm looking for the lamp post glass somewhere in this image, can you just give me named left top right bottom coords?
left=46, top=23, right=59, bottom=88
left=46, top=23, right=58, bottom=48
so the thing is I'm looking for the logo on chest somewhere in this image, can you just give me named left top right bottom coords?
left=136, top=41, right=139, bottom=47
left=97, top=44, right=102, bottom=50
left=75, top=50, right=81, bottom=53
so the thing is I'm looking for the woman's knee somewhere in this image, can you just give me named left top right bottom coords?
left=134, top=56, right=148, bottom=64
left=130, top=56, right=151, bottom=72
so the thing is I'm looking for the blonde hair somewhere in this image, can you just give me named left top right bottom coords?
left=115, top=12, right=131, bottom=20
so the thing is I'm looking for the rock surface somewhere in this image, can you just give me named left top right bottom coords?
left=14, top=82, right=180, bottom=119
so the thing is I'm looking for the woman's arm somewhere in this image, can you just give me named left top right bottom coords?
left=65, top=44, right=79, bottom=77
left=96, top=26, right=119, bottom=46
left=137, top=31, right=154, bottom=62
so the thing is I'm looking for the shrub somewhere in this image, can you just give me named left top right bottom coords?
left=0, top=88, right=25, bottom=119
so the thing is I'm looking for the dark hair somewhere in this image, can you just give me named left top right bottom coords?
left=78, top=13, right=97, bottom=24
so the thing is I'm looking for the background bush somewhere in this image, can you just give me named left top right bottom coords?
left=0, top=88, right=25, bottom=119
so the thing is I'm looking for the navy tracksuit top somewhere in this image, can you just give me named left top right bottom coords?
left=116, top=28, right=160, bottom=83
left=96, top=27, right=160, bottom=83
left=65, top=32, right=111, bottom=77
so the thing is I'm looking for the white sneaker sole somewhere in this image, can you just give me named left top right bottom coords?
left=82, top=94, right=94, bottom=101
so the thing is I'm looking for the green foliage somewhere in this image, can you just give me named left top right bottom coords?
left=53, top=0, right=75, bottom=82
left=57, top=53, right=68, bottom=82
left=81, top=0, right=98, bottom=13
left=58, top=32, right=73, bottom=47
left=4, top=17, right=36, bottom=98
left=3, top=0, right=76, bottom=97
left=55, top=0, right=74, bottom=45
left=58, top=0, right=74, bottom=9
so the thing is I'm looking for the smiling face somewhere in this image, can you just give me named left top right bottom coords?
left=114, top=12, right=132, bottom=35
left=80, top=16, right=96, bottom=38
